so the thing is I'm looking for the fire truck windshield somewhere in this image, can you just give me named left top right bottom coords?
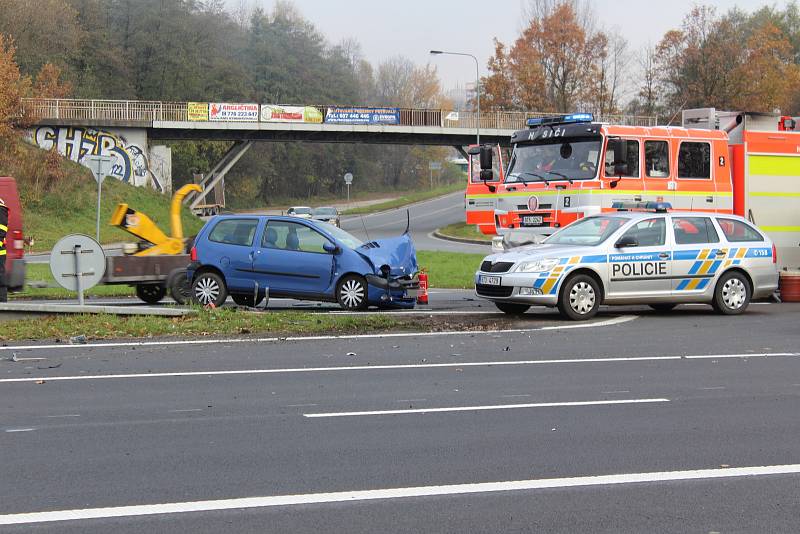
left=505, top=137, right=602, bottom=184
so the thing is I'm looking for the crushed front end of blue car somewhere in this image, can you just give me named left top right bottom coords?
left=355, top=234, right=420, bottom=308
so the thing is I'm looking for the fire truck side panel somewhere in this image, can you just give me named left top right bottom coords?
left=741, top=130, right=800, bottom=269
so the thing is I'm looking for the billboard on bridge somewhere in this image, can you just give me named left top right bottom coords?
left=209, top=103, right=259, bottom=122
left=260, top=105, right=323, bottom=123
left=187, top=102, right=208, bottom=121
left=325, top=107, right=401, bottom=125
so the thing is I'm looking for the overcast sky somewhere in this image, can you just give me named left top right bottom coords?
left=236, top=0, right=785, bottom=90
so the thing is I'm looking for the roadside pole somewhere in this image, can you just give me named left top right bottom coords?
left=84, top=155, right=115, bottom=241
left=344, top=172, right=353, bottom=204
left=429, top=161, right=441, bottom=189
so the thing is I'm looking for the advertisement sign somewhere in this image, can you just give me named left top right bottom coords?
left=260, top=105, right=323, bottom=123
left=325, top=107, right=401, bottom=125
left=187, top=102, right=208, bottom=121
left=209, top=103, right=259, bottom=122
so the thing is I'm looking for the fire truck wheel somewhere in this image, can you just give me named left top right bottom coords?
left=337, top=275, right=368, bottom=310
left=167, top=268, right=191, bottom=305
left=136, top=283, right=167, bottom=304
left=191, top=271, right=228, bottom=307
left=712, top=271, right=751, bottom=315
left=495, top=302, right=530, bottom=315
left=557, top=274, right=600, bottom=321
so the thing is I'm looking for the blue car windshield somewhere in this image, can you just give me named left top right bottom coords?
left=544, top=216, right=628, bottom=246
left=323, top=224, right=363, bottom=249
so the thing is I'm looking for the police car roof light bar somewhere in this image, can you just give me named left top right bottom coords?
left=611, top=201, right=673, bottom=213
left=527, top=113, right=594, bottom=128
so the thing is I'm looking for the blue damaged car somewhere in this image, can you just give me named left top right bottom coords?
left=187, top=215, right=419, bottom=309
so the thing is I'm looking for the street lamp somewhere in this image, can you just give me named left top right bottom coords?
left=430, top=50, right=481, bottom=146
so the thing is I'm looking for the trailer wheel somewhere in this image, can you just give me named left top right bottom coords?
left=136, top=283, right=166, bottom=304
left=167, top=268, right=191, bottom=305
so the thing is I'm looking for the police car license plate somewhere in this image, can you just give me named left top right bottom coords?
left=479, top=275, right=501, bottom=285
left=521, top=215, right=543, bottom=226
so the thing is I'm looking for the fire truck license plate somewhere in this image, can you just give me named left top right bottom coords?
left=479, top=275, right=501, bottom=285
left=521, top=215, right=544, bottom=226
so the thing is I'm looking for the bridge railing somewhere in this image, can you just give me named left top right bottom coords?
left=21, top=98, right=658, bottom=129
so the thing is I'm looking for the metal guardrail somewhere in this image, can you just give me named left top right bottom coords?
left=21, top=98, right=658, bottom=129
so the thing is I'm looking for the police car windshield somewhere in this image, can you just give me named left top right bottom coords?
left=544, top=216, right=628, bottom=246
left=505, top=137, right=602, bottom=183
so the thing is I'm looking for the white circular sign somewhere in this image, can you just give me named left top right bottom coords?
left=527, top=195, right=539, bottom=212
left=50, top=234, right=106, bottom=292
left=344, top=172, right=353, bottom=184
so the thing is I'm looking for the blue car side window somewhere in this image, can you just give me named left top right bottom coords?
left=263, top=221, right=330, bottom=254
left=208, top=219, right=259, bottom=246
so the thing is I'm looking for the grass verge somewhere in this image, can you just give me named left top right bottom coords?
left=437, top=222, right=493, bottom=242
left=11, top=263, right=135, bottom=300
left=342, top=183, right=463, bottom=215
left=418, top=250, right=484, bottom=289
left=0, top=307, right=421, bottom=342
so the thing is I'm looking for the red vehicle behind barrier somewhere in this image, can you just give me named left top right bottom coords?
left=0, top=177, right=26, bottom=290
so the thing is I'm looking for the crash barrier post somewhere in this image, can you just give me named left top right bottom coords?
left=417, top=271, right=429, bottom=305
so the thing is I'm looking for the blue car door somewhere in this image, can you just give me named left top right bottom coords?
left=203, top=217, right=262, bottom=292
left=252, top=220, right=335, bottom=296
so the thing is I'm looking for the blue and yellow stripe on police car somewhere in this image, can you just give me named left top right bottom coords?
left=535, top=256, right=581, bottom=295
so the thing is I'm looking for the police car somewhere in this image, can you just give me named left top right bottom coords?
left=475, top=203, right=779, bottom=320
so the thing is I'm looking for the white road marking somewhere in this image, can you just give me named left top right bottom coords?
left=285, top=403, right=318, bottom=408
left=167, top=409, right=203, bottom=413
left=303, top=398, right=669, bottom=418
left=1, top=352, right=797, bottom=385
left=701, top=387, right=726, bottom=390
left=0, top=315, right=637, bottom=353
left=42, top=414, right=80, bottom=418
left=2, top=463, right=798, bottom=525
left=397, top=399, right=427, bottom=402
left=5, top=428, right=35, bottom=433
left=9, top=357, right=47, bottom=361
left=602, top=390, right=631, bottom=394
left=330, top=310, right=502, bottom=315
left=501, top=394, right=531, bottom=398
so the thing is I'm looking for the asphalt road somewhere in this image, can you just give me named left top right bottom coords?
left=340, top=191, right=490, bottom=253
left=1, top=302, right=799, bottom=532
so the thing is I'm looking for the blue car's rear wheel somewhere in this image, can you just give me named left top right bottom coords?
left=192, top=271, right=228, bottom=307
left=337, top=275, right=368, bottom=310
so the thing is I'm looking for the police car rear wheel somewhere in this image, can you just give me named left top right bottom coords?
left=495, top=302, right=530, bottom=315
left=713, top=271, right=750, bottom=315
left=558, top=275, right=600, bottom=321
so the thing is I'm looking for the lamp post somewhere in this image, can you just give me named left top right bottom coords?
left=430, top=50, right=480, bottom=146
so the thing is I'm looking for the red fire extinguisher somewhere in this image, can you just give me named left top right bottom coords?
left=417, top=270, right=429, bottom=305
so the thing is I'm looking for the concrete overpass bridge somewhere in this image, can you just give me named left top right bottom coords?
left=21, top=98, right=657, bottom=209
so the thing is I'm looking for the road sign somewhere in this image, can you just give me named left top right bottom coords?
left=84, top=155, right=114, bottom=184
left=343, top=172, right=353, bottom=185
left=50, top=234, right=106, bottom=305
left=429, top=161, right=442, bottom=170
left=83, top=155, right=115, bottom=241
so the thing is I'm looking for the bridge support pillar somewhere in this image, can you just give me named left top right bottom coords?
left=188, top=140, right=254, bottom=211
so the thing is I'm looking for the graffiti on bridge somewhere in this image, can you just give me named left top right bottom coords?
left=27, top=126, right=163, bottom=192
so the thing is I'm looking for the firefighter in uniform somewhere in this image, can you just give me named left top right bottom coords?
left=0, top=198, right=8, bottom=302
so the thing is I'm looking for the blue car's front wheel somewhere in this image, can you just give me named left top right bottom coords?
left=337, top=275, right=368, bottom=310
left=192, top=271, right=228, bottom=308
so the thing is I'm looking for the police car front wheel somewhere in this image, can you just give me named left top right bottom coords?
left=712, top=271, right=751, bottom=315
left=558, top=274, right=601, bottom=321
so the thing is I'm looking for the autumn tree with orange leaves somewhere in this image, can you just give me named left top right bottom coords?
left=482, top=1, right=624, bottom=114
